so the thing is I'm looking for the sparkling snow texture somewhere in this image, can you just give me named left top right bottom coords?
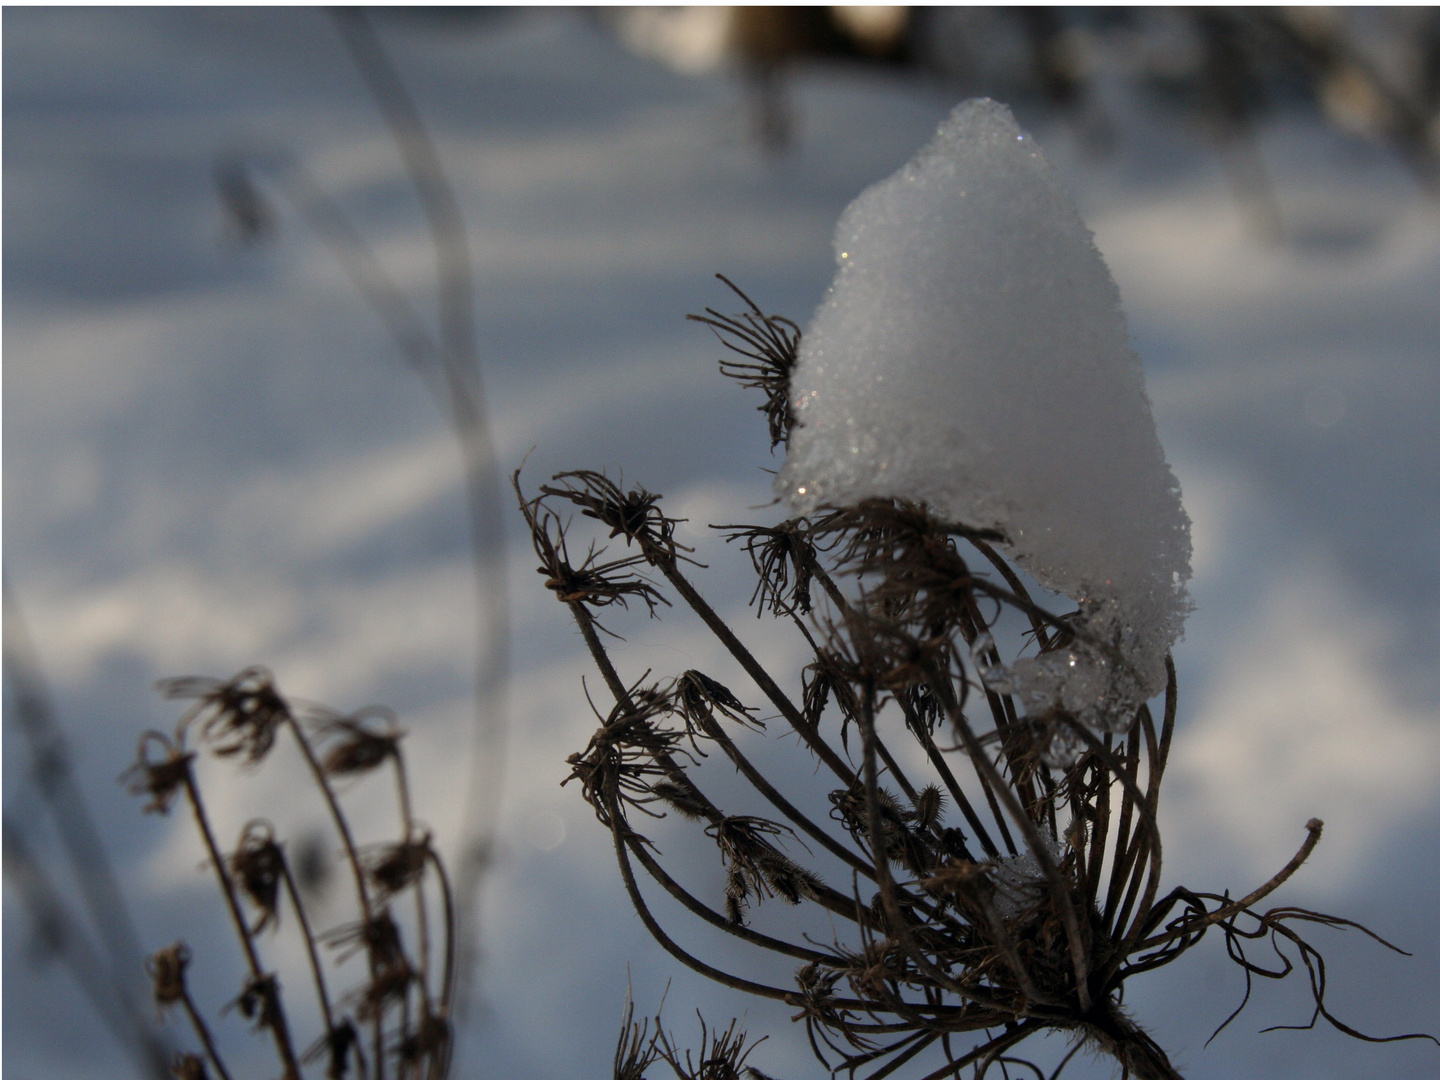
left=779, top=99, right=1191, bottom=712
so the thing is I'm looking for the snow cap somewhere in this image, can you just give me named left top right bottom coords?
left=778, top=99, right=1191, bottom=706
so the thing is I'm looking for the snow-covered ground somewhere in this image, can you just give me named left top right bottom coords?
left=5, top=10, right=1438, bottom=1079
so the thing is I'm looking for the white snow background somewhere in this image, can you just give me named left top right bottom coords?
left=5, top=10, right=1439, bottom=1080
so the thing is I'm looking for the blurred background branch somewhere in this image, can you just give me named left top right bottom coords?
left=4, top=581, right=171, bottom=1078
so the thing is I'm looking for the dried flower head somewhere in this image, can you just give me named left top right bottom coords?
left=517, top=481, right=670, bottom=634
left=324, top=910, right=407, bottom=972
left=395, top=1009, right=450, bottom=1068
left=146, top=941, right=191, bottom=1013
left=122, top=732, right=193, bottom=815
left=705, top=815, right=818, bottom=924
left=230, top=821, right=285, bottom=933
left=675, top=670, right=761, bottom=735
left=303, top=1019, right=364, bottom=1080
left=133, top=667, right=458, bottom=1080
left=540, top=470, right=690, bottom=558
left=563, top=678, right=696, bottom=826
left=719, top=518, right=819, bottom=617
left=658, top=1015, right=769, bottom=1080
left=365, top=828, right=432, bottom=900
left=613, top=990, right=662, bottom=1080
left=162, top=666, right=292, bottom=765
left=687, top=273, right=800, bottom=452
left=225, top=973, right=284, bottom=1034
left=314, top=706, right=401, bottom=777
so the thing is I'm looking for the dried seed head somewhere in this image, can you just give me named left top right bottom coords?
left=677, top=670, right=761, bottom=733
left=540, top=470, right=689, bottom=557
left=349, top=963, right=414, bottom=1022
left=325, top=910, right=406, bottom=972
left=757, top=851, right=821, bottom=905
left=162, top=667, right=291, bottom=765
left=564, top=679, right=693, bottom=822
left=911, top=784, right=946, bottom=831
left=539, top=510, right=665, bottom=612
left=146, top=941, right=191, bottom=1011
left=613, top=992, right=661, bottom=1080
left=689, top=274, right=800, bottom=451
left=365, top=829, right=431, bottom=900
left=303, top=1019, right=362, bottom=1080
left=660, top=1015, right=767, bottom=1080
left=122, top=732, right=193, bottom=816
left=720, top=519, right=817, bottom=616
left=707, top=816, right=817, bottom=922
left=724, top=863, right=750, bottom=925
left=225, top=973, right=283, bottom=1033
left=902, top=682, right=943, bottom=737
left=230, top=821, right=285, bottom=933
left=650, top=779, right=708, bottom=821
left=316, top=708, right=401, bottom=776
left=396, top=1010, right=450, bottom=1066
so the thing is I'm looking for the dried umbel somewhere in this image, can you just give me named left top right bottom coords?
left=316, top=708, right=403, bottom=778
left=163, top=667, right=292, bottom=766
left=147, top=942, right=192, bottom=1013
left=520, top=284, right=1435, bottom=1080
left=230, top=822, right=285, bottom=934
left=123, top=732, right=194, bottom=816
left=127, top=671, right=455, bottom=1080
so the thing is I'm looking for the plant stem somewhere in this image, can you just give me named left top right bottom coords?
left=278, top=855, right=335, bottom=1033
left=180, top=986, right=237, bottom=1080
left=282, top=717, right=384, bottom=1079
left=181, top=765, right=302, bottom=1078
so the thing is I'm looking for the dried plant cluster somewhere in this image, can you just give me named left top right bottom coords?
left=517, top=282, right=1434, bottom=1080
left=126, top=669, right=454, bottom=1080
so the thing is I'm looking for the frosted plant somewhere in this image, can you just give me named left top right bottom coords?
left=519, top=103, right=1434, bottom=1080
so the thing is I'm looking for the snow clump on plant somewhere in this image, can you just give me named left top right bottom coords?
left=778, top=98, right=1192, bottom=730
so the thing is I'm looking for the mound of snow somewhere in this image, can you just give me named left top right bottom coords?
left=779, top=99, right=1191, bottom=713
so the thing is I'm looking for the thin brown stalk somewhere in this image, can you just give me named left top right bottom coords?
left=1101, top=721, right=1145, bottom=933
left=1110, top=704, right=1170, bottom=964
left=933, top=685, right=1093, bottom=1014
left=651, top=554, right=858, bottom=786
left=180, top=767, right=302, bottom=1077
left=282, top=716, right=386, bottom=1078
left=603, top=793, right=797, bottom=1004
left=178, top=986, right=237, bottom=1080
left=858, top=691, right=1029, bottom=1017
left=625, top=832, right=839, bottom=962
left=913, top=1021, right=1046, bottom=1080
left=284, top=717, right=375, bottom=922
left=690, top=708, right=876, bottom=878
left=389, top=745, right=433, bottom=1016
left=1136, top=819, right=1324, bottom=951
left=277, top=852, right=336, bottom=1034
